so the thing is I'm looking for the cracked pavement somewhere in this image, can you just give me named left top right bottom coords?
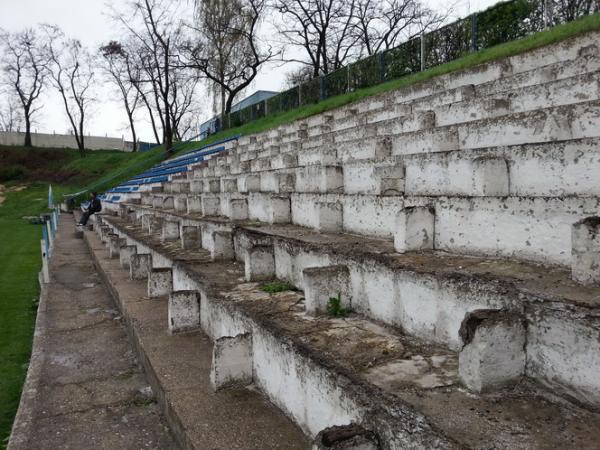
left=8, top=215, right=177, bottom=450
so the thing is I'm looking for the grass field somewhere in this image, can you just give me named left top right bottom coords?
left=0, top=184, right=62, bottom=448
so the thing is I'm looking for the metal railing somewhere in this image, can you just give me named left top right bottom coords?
left=40, top=207, right=59, bottom=283
left=218, top=0, right=598, bottom=131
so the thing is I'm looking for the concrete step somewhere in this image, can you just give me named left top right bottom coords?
left=226, top=34, right=599, bottom=157
left=392, top=100, right=600, bottom=157
left=93, top=213, right=600, bottom=448
left=84, top=218, right=308, bottom=450
left=109, top=204, right=600, bottom=413
left=208, top=137, right=600, bottom=198
left=138, top=189, right=600, bottom=268
left=129, top=209, right=600, bottom=405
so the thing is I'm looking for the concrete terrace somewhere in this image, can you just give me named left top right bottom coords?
left=14, top=29, right=600, bottom=450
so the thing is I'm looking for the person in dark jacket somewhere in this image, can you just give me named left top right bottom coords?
left=78, top=192, right=102, bottom=226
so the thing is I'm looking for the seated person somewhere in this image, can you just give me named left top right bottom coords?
left=78, top=192, right=102, bottom=226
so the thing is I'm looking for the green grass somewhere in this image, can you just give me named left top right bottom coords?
left=261, top=281, right=296, bottom=293
left=182, top=13, right=600, bottom=152
left=0, top=183, right=61, bottom=449
left=326, top=294, right=352, bottom=317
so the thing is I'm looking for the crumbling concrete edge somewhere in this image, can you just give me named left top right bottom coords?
left=102, top=214, right=463, bottom=449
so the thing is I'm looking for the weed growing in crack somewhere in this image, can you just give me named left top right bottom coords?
left=327, top=293, right=351, bottom=317
left=261, top=280, right=296, bottom=293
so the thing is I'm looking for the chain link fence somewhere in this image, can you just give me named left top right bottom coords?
left=219, top=0, right=599, bottom=131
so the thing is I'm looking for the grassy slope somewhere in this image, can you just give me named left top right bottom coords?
left=0, top=147, right=164, bottom=449
left=0, top=184, right=54, bottom=448
left=180, top=13, right=600, bottom=153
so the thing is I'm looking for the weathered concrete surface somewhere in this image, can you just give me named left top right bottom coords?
left=8, top=214, right=176, bottom=450
left=83, top=217, right=309, bottom=450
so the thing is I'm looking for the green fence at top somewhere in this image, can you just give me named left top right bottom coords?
left=219, top=0, right=598, bottom=131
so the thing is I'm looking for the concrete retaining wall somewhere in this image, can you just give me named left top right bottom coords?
left=0, top=131, right=128, bottom=151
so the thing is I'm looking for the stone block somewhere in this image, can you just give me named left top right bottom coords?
left=202, top=195, right=221, bottom=216
left=148, top=268, right=173, bottom=298
left=211, top=231, right=235, bottom=261
left=270, top=196, right=291, bottom=223
left=315, top=202, right=343, bottom=232
left=472, top=157, right=509, bottom=196
left=174, top=196, right=188, bottom=212
left=152, top=196, right=162, bottom=208
left=221, top=178, right=238, bottom=193
left=168, top=290, right=200, bottom=333
left=572, top=217, right=600, bottom=285
left=303, top=265, right=350, bottom=315
left=260, top=172, right=295, bottom=194
left=187, top=195, right=202, bottom=213
left=109, top=236, right=126, bottom=259
left=149, top=216, right=164, bottom=234
left=141, top=194, right=153, bottom=206
left=163, top=196, right=175, bottom=209
left=100, top=228, right=113, bottom=243
left=228, top=198, right=249, bottom=221
left=296, top=165, right=344, bottom=193
left=141, top=214, right=152, bottom=231
left=244, top=245, right=275, bottom=282
left=130, top=253, right=152, bottom=280
left=181, top=226, right=201, bottom=250
left=161, top=220, right=180, bottom=241
left=119, top=245, right=137, bottom=269
left=271, top=153, right=298, bottom=169
left=205, top=179, right=221, bottom=193
left=458, top=309, right=526, bottom=393
left=394, top=207, right=435, bottom=253
left=343, top=163, right=405, bottom=195
left=238, top=174, right=261, bottom=193
left=210, top=333, right=253, bottom=391
left=190, top=179, right=204, bottom=193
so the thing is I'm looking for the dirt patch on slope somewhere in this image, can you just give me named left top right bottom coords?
left=0, top=184, right=27, bottom=205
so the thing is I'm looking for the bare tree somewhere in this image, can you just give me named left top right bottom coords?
left=112, top=0, right=187, bottom=153
left=283, top=65, right=314, bottom=89
left=275, top=0, right=359, bottom=77
left=183, top=0, right=275, bottom=115
left=0, top=28, right=48, bottom=146
left=100, top=41, right=141, bottom=151
left=168, top=68, right=200, bottom=140
left=0, top=96, right=24, bottom=132
left=352, top=0, right=442, bottom=56
left=552, top=0, right=600, bottom=22
left=44, top=26, right=95, bottom=156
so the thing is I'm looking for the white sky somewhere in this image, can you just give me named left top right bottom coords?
left=0, top=0, right=497, bottom=142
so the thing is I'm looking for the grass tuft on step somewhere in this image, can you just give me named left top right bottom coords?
left=261, top=281, right=296, bottom=293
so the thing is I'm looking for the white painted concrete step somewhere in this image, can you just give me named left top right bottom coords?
left=95, top=212, right=600, bottom=449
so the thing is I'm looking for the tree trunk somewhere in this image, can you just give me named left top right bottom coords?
left=128, top=113, right=137, bottom=152
left=163, top=49, right=173, bottom=154
left=24, top=116, right=32, bottom=147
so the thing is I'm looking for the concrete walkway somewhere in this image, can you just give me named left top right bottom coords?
left=8, top=214, right=176, bottom=450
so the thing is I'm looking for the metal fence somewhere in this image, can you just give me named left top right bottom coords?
left=219, top=0, right=598, bottom=131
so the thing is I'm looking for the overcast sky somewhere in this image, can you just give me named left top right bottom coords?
left=0, top=0, right=497, bottom=142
